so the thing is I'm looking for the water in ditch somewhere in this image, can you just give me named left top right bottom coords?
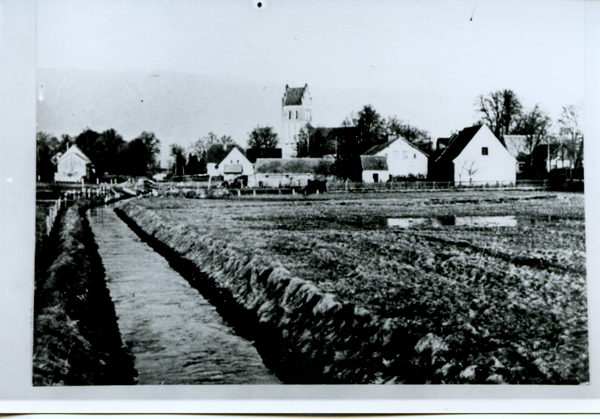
left=87, top=204, right=280, bottom=384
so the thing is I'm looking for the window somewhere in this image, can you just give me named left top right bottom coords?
left=393, top=151, right=399, bottom=159
left=296, top=111, right=298, bottom=119
left=482, top=147, right=488, bottom=155
left=373, top=173, right=379, bottom=183
left=402, top=151, right=408, bottom=159
left=413, top=154, right=417, bottom=159
left=289, top=111, right=291, bottom=119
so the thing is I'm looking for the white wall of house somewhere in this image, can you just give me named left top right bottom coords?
left=372, top=138, right=428, bottom=177
left=207, top=163, right=220, bottom=176
left=453, top=125, right=516, bottom=185
left=362, top=170, right=390, bottom=183
left=54, top=146, right=91, bottom=182
left=253, top=173, right=314, bottom=188
left=221, top=148, right=254, bottom=176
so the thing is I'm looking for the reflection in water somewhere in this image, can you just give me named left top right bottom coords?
left=388, top=215, right=526, bottom=228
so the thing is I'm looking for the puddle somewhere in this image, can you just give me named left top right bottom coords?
left=387, top=215, right=560, bottom=228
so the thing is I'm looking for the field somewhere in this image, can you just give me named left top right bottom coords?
left=132, top=190, right=587, bottom=384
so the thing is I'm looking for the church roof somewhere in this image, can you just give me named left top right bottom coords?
left=283, top=85, right=308, bottom=106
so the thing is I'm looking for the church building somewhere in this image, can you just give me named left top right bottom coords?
left=281, top=84, right=312, bottom=158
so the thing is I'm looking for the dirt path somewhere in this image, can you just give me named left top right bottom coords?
left=87, top=205, right=280, bottom=384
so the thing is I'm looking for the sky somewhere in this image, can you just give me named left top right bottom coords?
left=35, top=0, right=587, bottom=166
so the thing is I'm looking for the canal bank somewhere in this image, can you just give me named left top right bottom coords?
left=87, top=205, right=280, bottom=384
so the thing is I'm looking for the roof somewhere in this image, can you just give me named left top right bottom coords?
left=255, top=158, right=322, bottom=174
left=360, top=155, right=388, bottom=171
left=206, top=143, right=246, bottom=164
left=57, top=145, right=92, bottom=164
left=363, top=135, right=430, bottom=157
left=434, top=125, right=485, bottom=163
left=283, top=84, right=308, bottom=106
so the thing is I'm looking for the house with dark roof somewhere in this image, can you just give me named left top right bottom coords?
left=430, top=124, right=516, bottom=185
left=54, top=145, right=94, bottom=182
left=206, top=143, right=253, bottom=182
left=281, top=84, right=312, bottom=158
left=253, top=157, right=329, bottom=187
left=360, top=135, right=429, bottom=182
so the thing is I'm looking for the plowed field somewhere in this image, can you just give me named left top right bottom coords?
left=131, top=191, right=587, bottom=384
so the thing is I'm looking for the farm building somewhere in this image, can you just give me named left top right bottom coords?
left=361, top=135, right=429, bottom=182
left=54, top=145, right=94, bottom=182
left=360, top=156, right=389, bottom=183
left=253, top=158, right=328, bottom=188
left=431, top=124, right=516, bottom=186
left=281, top=84, right=312, bottom=159
left=206, top=144, right=252, bottom=180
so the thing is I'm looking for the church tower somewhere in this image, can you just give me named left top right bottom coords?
left=281, top=84, right=312, bottom=158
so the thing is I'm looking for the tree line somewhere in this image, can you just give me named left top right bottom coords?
left=475, top=89, right=583, bottom=177
left=36, top=128, right=161, bottom=182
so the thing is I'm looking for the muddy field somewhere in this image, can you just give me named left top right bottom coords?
left=127, top=190, right=587, bottom=384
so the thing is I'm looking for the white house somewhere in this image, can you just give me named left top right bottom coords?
left=432, top=124, right=516, bottom=185
left=360, top=156, right=389, bottom=183
left=206, top=145, right=254, bottom=185
left=54, top=145, right=93, bottom=182
left=361, top=135, right=429, bottom=182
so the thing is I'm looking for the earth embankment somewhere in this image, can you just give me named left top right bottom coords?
left=33, top=200, right=137, bottom=386
left=116, top=201, right=394, bottom=384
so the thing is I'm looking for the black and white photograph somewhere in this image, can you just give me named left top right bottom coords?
left=2, top=0, right=600, bottom=413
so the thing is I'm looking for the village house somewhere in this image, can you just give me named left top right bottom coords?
left=54, top=144, right=94, bottom=182
left=206, top=144, right=254, bottom=183
left=360, top=135, right=429, bottom=182
left=281, top=84, right=312, bottom=158
left=253, top=158, right=327, bottom=188
left=431, top=124, right=516, bottom=186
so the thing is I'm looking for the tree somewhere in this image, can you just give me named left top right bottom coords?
left=475, top=89, right=523, bottom=138
left=512, top=104, right=551, bottom=176
left=354, top=104, right=386, bottom=151
left=557, top=103, right=584, bottom=175
left=186, top=153, right=203, bottom=175
left=170, top=144, right=187, bottom=176
left=248, top=125, right=279, bottom=150
left=296, top=123, right=334, bottom=158
left=97, top=128, right=125, bottom=176
left=36, top=132, right=59, bottom=182
left=386, top=116, right=433, bottom=154
left=122, top=132, right=161, bottom=177
left=191, top=132, right=234, bottom=157
left=457, top=159, right=480, bottom=185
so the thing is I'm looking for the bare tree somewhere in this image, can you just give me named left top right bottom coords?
left=458, top=159, right=480, bottom=185
left=557, top=102, right=584, bottom=175
left=512, top=104, right=551, bottom=174
left=475, top=89, right=523, bottom=138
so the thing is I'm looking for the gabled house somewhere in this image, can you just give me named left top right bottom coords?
left=361, top=135, right=429, bottom=182
left=206, top=144, right=253, bottom=181
left=431, top=124, right=516, bottom=185
left=54, top=145, right=94, bottom=182
left=253, top=157, right=328, bottom=188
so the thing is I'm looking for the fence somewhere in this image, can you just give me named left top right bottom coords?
left=327, top=179, right=549, bottom=193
